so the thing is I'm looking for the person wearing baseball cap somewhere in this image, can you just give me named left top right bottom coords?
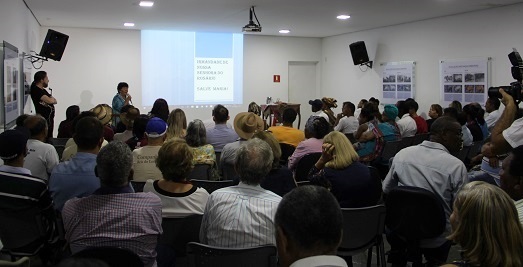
left=132, top=117, right=168, bottom=185
left=220, top=112, right=264, bottom=166
left=309, top=99, right=329, bottom=122
left=0, top=128, right=31, bottom=174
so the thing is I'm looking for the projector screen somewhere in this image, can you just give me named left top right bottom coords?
left=141, top=30, right=243, bottom=108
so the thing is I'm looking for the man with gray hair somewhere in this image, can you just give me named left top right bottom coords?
left=200, top=138, right=282, bottom=248
left=62, top=141, right=162, bottom=267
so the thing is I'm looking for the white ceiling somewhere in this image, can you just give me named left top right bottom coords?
left=24, top=0, right=523, bottom=38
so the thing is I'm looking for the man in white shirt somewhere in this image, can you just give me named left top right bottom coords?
left=275, top=186, right=347, bottom=267
left=484, top=97, right=501, bottom=132
left=309, top=99, right=330, bottom=122
left=132, top=117, right=167, bottom=182
left=383, top=116, right=467, bottom=266
left=200, top=138, right=282, bottom=248
left=23, top=115, right=59, bottom=180
left=395, top=100, right=417, bottom=137
left=334, top=101, right=359, bottom=135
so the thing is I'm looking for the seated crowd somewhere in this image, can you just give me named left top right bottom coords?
left=2, top=90, right=523, bottom=267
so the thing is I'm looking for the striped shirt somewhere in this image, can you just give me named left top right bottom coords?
left=200, top=182, right=282, bottom=248
left=62, top=191, right=163, bottom=267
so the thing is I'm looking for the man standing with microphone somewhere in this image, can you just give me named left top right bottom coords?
left=30, top=71, right=57, bottom=139
left=111, top=82, right=132, bottom=126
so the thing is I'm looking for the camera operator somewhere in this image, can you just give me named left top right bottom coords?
left=482, top=88, right=521, bottom=157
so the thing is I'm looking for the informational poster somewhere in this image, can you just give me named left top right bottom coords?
left=440, top=58, right=489, bottom=105
left=381, top=61, right=415, bottom=104
left=2, top=41, right=20, bottom=129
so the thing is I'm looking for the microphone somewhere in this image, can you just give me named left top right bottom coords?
left=127, top=94, right=133, bottom=105
left=49, top=88, right=53, bottom=95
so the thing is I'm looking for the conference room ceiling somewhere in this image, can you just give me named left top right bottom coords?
left=24, top=0, right=522, bottom=38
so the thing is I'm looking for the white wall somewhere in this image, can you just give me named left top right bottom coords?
left=0, top=0, right=40, bottom=54
left=42, top=30, right=321, bottom=131
left=321, top=3, right=523, bottom=118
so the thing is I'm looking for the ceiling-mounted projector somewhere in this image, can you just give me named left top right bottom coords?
left=242, top=6, right=262, bottom=33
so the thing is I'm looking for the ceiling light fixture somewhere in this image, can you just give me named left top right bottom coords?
left=337, top=15, right=351, bottom=20
left=124, top=22, right=135, bottom=27
left=279, top=29, right=290, bottom=34
left=242, top=6, right=262, bottom=32
left=139, top=1, right=154, bottom=7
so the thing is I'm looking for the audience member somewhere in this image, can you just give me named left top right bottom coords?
left=114, top=105, right=139, bottom=142
left=354, top=104, right=377, bottom=140
left=355, top=104, right=400, bottom=162
left=220, top=112, right=264, bottom=165
left=57, top=105, right=79, bottom=138
left=309, top=99, right=330, bottom=121
left=126, top=114, right=150, bottom=150
left=186, top=119, right=216, bottom=166
left=442, top=181, right=523, bottom=267
left=321, top=97, right=338, bottom=125
left=23, top=115, right=59, bottom=180
left=63, top=141, right=162, bottom=267
left=334, top=101, right=359, bottom=135
left=310, top=131, right=375, bottom=208
left=248, top=101, right=262, bottom=116
left=426, top=104, right=442, bottom=130
left=396, top=100, right=417, bottom=137
left=462, top=104, right=484, bottom=142
left=353, top=99, right=367, bottom=119
left=166, top=108, right=187, bottom=139
left=484, top=90, right=523, bottom=157
left=449, top=100, right=462, bottom=113
left=205, top=104, right=239, bottom=152
left=470, top=102, right=489, bottom=139
left=49, top=117, right=103, bottom=211
left=143, top=138, right=209, bottom=218
left=90, top=104, right=115, bottom=141
left=15, top=114, right=30, bottom=129
left=148, top=98, right=169, bottom=122
left=62, top=111, right=109, bottom=161
left=444, top=107, right=472, bottom=147
left=484, top=97, right=501, bottom=131
left=0, top=128, right=59, bottom=256
left=111, top=82, right=131, bottom=125
left=275, top=186, right=346, bottom=267
left=407, top=99, right=428, bottom=134
left=200, top=138, right=281, bottom=247
left=253, top=131, right=296, bottom=197
left=268, top=107, right=305, bottom=147
left=132, top=117, right=167, bottom=182
left=499, top=145, right=523, bottom=224
left=383, top=116, right=468, bottom=266
left=288, top=116, right=331, bottom=171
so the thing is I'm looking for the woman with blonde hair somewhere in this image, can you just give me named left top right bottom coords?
left=442, top=181, right=523, bottom=267
left=309, top=131, right=376, bottom=208
left=253, top=131, right=296, bottom=196
left=143, top=138, right=209, bottom=218
left=166, top=108, right=187, bottom=139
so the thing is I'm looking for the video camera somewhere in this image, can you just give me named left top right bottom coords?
left=488, top=49, right=523, bottom=104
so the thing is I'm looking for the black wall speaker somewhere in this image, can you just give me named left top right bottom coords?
left=349, top=41, right=370, bottom=65
left=39, top=29, right=69, bottom=61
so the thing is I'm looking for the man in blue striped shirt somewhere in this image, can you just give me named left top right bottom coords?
left=200, top=138, right=282, bottom=248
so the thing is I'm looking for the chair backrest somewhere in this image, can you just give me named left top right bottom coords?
left=296, top=180, right=311, bottom=186
left=379, top=140, right=401, bottom=162
left=221, top=163, right=237, bottom=180
left=130, top=181, right=146, bottom=192
left=339, top=205, right=386, bottom=254
left=398, top=136, right=415, bottom=150
left=188, top=164, right=212, bottom=180
left=159, top=214, right=203, bottom=256
left=0, top=257, right=30, bottom=267
left=214, top=152, right=222, bottom=169
left=294, top=152, right=322, bottom=182
left=186, top=242, right=277, bottom=267
left=411, top=133, right=429, bottom=146
left=49, top=138, right=69, bottom=146
left=72, top=246, right=143, bottom=267
left=385, top=185, right=446, bottom=241
left=368, top=166, right=383, bottom=203
left=190, top=179, right=235, bottom=194
left=279, top=143, right=296, bottom=165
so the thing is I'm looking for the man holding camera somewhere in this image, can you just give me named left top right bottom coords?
left=483, top=89, right=522, bottom=157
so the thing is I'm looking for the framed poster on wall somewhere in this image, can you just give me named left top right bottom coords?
left=1, top=41, right=20, bottom=130
left=381, top=61, right=415, bottom=104
left=440, top=58, right=490, bottom=106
